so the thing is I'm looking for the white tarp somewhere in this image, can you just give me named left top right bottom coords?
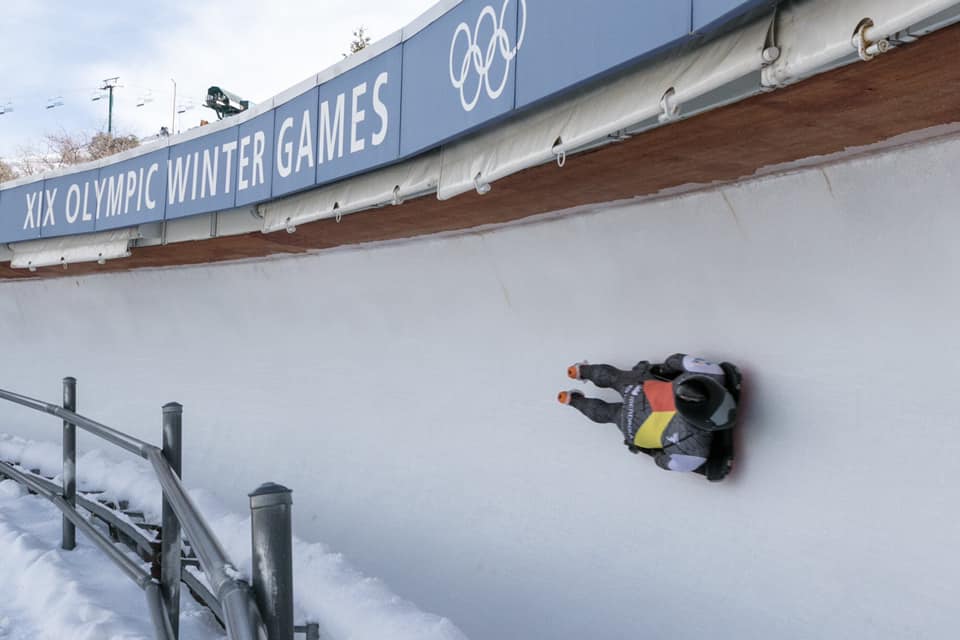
left=259, top=152, right=442, bottom=234
left=436, top=15, right=774, bottom=200
left=9, top=228, right=137, bottom=269
left=764, top=0, right=960, bottom=87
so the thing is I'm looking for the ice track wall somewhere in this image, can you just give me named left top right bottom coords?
left=2, top=132, right=959, bottom=639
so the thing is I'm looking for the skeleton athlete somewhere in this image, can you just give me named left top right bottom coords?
left=558, top=354, right=741, bottom=478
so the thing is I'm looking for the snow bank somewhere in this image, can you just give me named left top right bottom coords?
left=0, top=433, right=469, bottom=640
left=0, top=479, right=222, bottom=640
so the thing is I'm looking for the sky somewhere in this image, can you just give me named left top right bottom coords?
left=0, top=0, right=436, bottom=160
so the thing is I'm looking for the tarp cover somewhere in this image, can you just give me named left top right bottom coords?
left=10, top=228, right=138, bottom=269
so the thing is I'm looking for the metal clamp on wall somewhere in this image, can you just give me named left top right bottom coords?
left=853, top=18, right=892, bottom=61
left=658, top=87, right=680, bottom=124
left=552, top=138, right=567, bottom=168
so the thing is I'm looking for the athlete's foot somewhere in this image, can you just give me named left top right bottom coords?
left=557, top=390, right=583, bottom=405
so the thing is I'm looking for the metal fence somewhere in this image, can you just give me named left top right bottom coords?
left=0, top=378, right=320, bottom=640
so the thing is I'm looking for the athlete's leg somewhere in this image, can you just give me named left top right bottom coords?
left=558, top=391, right=622, bottom=424
left=568, top=364, right=644, bottom=393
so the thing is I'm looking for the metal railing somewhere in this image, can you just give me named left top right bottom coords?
left=0, top=378, right=319, bottom=640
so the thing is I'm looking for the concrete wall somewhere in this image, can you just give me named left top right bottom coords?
left=2, top=131, right=958, bottom=639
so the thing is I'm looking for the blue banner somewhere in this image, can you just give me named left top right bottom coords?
left=272, top=87, right=319, bottom=198
left=235, top=110, right=275, bottom=207
left=693, top=0, right=776, bottom=31
left=316, top=46, right=403, bottom=185
left=400, top=0, right=522, bottom=156
left=40, top=170, right=100, bottom=238
left=0, top=0, right=775, bottom=246
left=0, top=183, right=44, bottom=242
left=95, top=148, right=168, bottom=232
left=165, top=126, right=240, bottom=220
left=516, top=1, right=690, bottom=108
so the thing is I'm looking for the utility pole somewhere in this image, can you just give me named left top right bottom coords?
left=99, top=77, right=120, bottom=134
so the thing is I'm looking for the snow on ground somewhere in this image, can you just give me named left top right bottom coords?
left=0, top=479, right=222, bottom=640
left=0, top=433, right=469, bottom=640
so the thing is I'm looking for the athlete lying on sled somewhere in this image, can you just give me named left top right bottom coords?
left=558, top=354, right=741, bottom=481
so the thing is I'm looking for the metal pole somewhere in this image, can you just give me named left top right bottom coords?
left=61, top=377, right=77, bottom=550
left=250, top=482, right=294, bottom=640
left=160, top=402, right=183, bottom=639
left=107, top=85, right=114, bottom=134
left=170, top=79, right=177, bottom=133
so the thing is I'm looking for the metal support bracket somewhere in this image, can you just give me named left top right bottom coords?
left=853, top=18, right=892, bottom=61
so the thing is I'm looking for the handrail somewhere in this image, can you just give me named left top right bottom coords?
left=146, top=447, right=265, bottom=640
left=0, top=388, right=152, bottom=457
left=0, top=460, right=153, bottom=588
left=0, top=384, right=268, bottom=640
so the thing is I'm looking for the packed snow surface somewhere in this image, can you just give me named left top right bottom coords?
left=0, top=477, right=223, bottom=640
left=0, top=434, right=469, bottom=640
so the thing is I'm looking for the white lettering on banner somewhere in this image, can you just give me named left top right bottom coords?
left=372, top=72, right=389, bottom=147
left=22, top=191, right=40, bottom=230
left=94, top=177, right=107, bottom=218
left=85, top=165, right=160, bottom=219
left=238, top=131, right=267, bottom=192
left=318, top=74, right=391, bottom=167
left=296, top=109, right=315, bottom=173
left=351, top=82, right=367, bottom=154
left=319, top=94, right=345, bottom=164
left=65, top=184, right=81, bottom=224
left=190, top=151, right=199, bottom=201
left=277, top=117, right=294, bottom=178
left=201, top=148, right=218, bottom=198
left=221, top=141, right=237, bottom=194
left=168, top=155, right=191, bottom=205
left=81, top=182, right=92, bottom=221
left=252, top=131, right=266, bottom=188
left=144, top=164, right=158, bottom=209
left=238, top=135, right=251, bottom=190
left=53, top=180, right=101, bottom=226
left=42, top=188, right=57, bottom=227
left=167, top=143, right=245, bottom=205
left=107, top=174, right=124, bottom=217
left=449, top=0, right=527, bottom=112
left=125, top=170, right=138, bottom=213
left=137, top=167, right=145, bottom=212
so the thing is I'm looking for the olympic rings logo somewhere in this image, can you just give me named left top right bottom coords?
left=448, top=0, right=527, bottom=112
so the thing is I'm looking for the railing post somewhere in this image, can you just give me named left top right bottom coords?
left=161, top=402, right=183, bottom=639
left=61, top=376, right=77, bottom=551
left=250, top=482, right=294, bottom=640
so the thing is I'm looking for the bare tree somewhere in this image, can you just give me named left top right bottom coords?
left=0, top=159, right=16, bottom=183
left=45, top=131, right=87, bottom=167
left=87, top=132, right=140, bottom=160
left=345, top=26, right=371, bottom=57
left=13, top=143, right=50, bottom=176
left=8, top=130, right=140, bottom=176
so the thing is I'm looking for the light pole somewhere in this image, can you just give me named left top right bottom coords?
left=98, top=77, right=120, bottom=134
left=170, top=78, right=176, bottom=133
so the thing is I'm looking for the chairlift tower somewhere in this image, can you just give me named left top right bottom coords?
left=96, top=77, right=121, bottom=134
